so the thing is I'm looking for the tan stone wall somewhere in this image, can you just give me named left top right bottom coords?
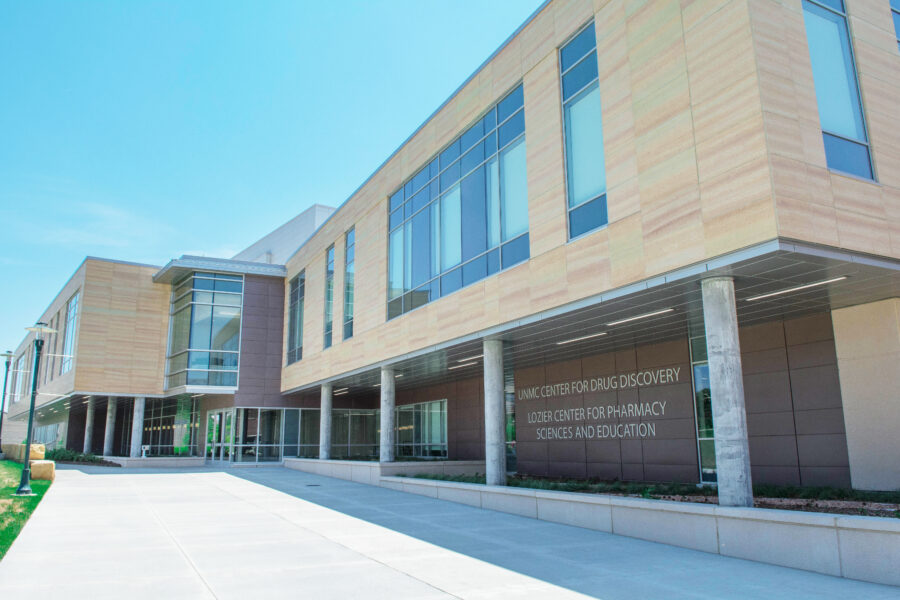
left=283, top=0, right=786, bottom=392
left=832, top=298, right=900, bottom=491
left=73, top=259, right=170, bottom=396
left=750, top=0, right=900, bottom=256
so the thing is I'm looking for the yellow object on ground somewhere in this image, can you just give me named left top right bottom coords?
left=0, top=444, right=46, bottom=462
left=29, top=460, right=55, bottom=482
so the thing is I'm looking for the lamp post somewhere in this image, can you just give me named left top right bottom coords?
left=15, top=322, right=56, bottom=496
left=0, top=350, right=13, bottom=453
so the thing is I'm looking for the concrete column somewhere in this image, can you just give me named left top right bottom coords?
left=83, top=397, right=96, bottom=454
left=103, top=397, right=117, bottom=456
left=130, top=397, right=145, bottom=458
left=380, top=367, right=395, bottom=463
left=701, top=277, right=753, bottom=507
left=483, top=339, right=506, bottom=486
left=319, top=383, right=332, bottom=460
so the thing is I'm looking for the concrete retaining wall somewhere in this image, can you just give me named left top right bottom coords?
left=380, top=476, right=900, bottom=587
left=283, top=458, right=485, bottom=486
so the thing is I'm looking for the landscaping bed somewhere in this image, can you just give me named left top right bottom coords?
left=410, top=473, right=900, bottom=518
left=45, top=449, right=121, bottom=468
left=1, top=460, right=52, bottom=559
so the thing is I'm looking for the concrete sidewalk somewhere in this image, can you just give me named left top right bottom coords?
left=0, top=466, right=897, bottom=599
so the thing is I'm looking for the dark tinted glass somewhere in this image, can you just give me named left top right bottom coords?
left=460, top=167, right=487, bottom=261
left=562, top=53, right=598, bottom=101
left=498, top=109, right=525, bottom=148
left=388, top=297, right=403, bottom=320
left=560, top=24, right=596, bottom=72
left=440, top=140, right=460, bottom=169
left=389, top=208, right=403, bottom=231
left=823, top=133, right=873, bottom=179
left=390, top=190, right=404, bottom=212
left=193, top=277, right=215, bottom=291
left=486, top=248, right=500, bottom=276
left=460, top=120, right=484, bottom=152
left=462, top=254, right=487, bottom=287
left=460, top=141, right=485, bottom=175
left=481, top=108, right=496, bottom=132
left=410, top=284, right=431, bottom=310
left=441, top=268, right=462, bottom=296
left=501, top=233, right=529, bottom=268
left=214, top=279, right=242, bottom=293
left=440, top=160, right=460, bottom=191
left=497, top=85, right=524, bottom=123
left=568, top=195, right=608, bottom=238
left=410, top=209, right=431, bottom=288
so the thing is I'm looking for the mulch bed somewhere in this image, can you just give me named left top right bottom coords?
left=53, top=460, right=122, bottom=468
left=654, top=494, right=900, bottom=518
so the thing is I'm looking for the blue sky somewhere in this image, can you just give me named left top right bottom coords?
left=0, top=0, right=544, bottom=351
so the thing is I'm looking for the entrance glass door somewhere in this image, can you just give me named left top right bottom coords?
left=206, top=409, right=234, bottom=462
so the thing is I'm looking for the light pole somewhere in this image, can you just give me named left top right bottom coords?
left=0, top=350, right=13, bottom=453
left=15, top=323, right=55, bottom=496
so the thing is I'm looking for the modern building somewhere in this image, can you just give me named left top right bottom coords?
left=5, top=0, right=900, bottom=499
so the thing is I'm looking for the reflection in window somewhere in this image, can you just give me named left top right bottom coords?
left=343, top=228, right=355, bottom=340
left=396, top=400, right=448, bottom=458
left=142, top=397, right=199, bottom=456
left=59, top=291, right=79, bottom=374
left=166, top=272, right=242, bottom=388
left=560, top=22, right=607, bottom=238
left=324, top=245, right=335, bottom=349
left=802, top=0, right=873, bottom=179
left=287, top=271, right=305, bottom=364
left=387, top=84, right=528, bottom=319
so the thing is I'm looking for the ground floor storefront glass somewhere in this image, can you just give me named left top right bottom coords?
left=203, top=400, right=448, bottom=463
left=143, top=397, right=199, bottom=456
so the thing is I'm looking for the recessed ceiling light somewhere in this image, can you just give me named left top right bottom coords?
left=458, top=354, right=483, bottom=362
left=449, top=362, right=477, bottom=370
left=333, top=387, right=348, bottom=393
left=744, top=276, right=847, bottom=302
left=334, top=390, right=348, bottom=396
left=556, top=332, right=607, bottom=346
left=394, top=373, right=403, bottom=378
left=606, top=308, right=674, bottom=327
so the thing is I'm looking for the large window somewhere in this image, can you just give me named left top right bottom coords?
left=324, top=245, right=335, bottom=349
left=13, top=353, right=27, bottom=404
left=166, top=272, right=243, bottom=388
left=396, top=399, right=448, bottom=458
left=560, top=22, right=607, bottom=239
left=59, top=291, right=79, bottom=374
left=343, top=228, right=355, bottom=340
left=142, top=397, right=199, bottom=456
left=803, top=0, right=873, bottom=179
left=387, top=84, right=528, bottom=319
left=287, top=271, right=305, bottom=364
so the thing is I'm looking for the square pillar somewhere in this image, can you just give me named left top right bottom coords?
left=130, top=397, right=145, bottom=458
left=379, top=367, right=395, bottom=462
left=319, top=384, right=332, bottom=459
left=483, top=339, right=506, bottom=486
left=103, top=397, right=117, bottom=456
left=83, top=397, right=96, bottom=455
left=701, top=277, right=753, bottom=507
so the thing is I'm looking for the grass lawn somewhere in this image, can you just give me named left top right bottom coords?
left=0, top=460, right=51, bottom=560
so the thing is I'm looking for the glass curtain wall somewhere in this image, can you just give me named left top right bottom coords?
left=324, top=246, right=335, bottom=349
left=560, top=22, right=607, bottom=239
left=166, top=272, right=243, bottom=388
left=343, top=228, right=355, bottom=340
left=142, top=397, right=199, bottom=456
left=287, top=271, right=305, bottom=364
left=59, top=291, right=79, bottom=374
left=387, top=84, right=528, bottom=319
left=802, top=0, right=873, bottom=179
left=395, top=400, right=448, bottom=458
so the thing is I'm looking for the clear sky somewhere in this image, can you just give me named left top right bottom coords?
left=0, top=0, right=545, bottom=352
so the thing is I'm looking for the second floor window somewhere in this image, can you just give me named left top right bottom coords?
left=324, top=245, right=335, bottom=349
left=560, top=22, right=607, bottom=239
left=287, top=271, right=305, bottom=364
left=343, top=228, right=355, bottom=340
left=59, top=291, right=79, bottom=374
left=802, top=0, right=873, bottom=179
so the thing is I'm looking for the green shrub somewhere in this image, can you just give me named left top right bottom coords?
left=45, top=448, right=102, bottom=463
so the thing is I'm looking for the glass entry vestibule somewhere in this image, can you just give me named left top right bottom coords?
left=206, top=408, right=233, bottom=461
